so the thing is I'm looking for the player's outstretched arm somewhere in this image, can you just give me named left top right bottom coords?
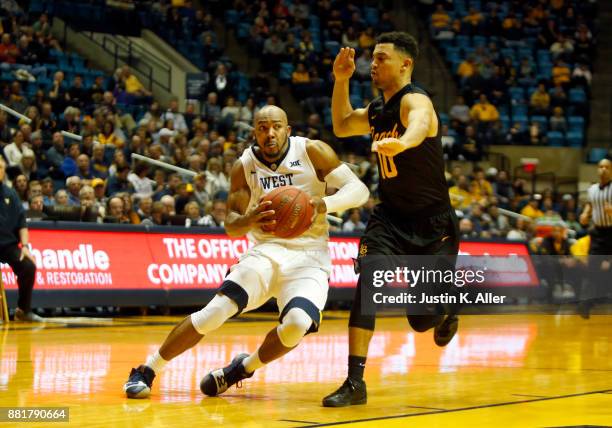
left=225, top=160, right=276, bottom=237
left=307, top=140, right=370, bottom=214
left=332, top=47, right=371, bottom=138
left=372, top=93, right=434, bottom=157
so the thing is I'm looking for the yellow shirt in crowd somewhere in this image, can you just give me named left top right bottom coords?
left=520, top=204, right=544, bottom=219
left=470, top=103, right=499, bottom=122
left=449, top=186, right=473, bottom=210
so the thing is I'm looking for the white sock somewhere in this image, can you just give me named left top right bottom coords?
left=242, top=351, right=264, bottom=374
left=145, top=351, right=168, bottom=374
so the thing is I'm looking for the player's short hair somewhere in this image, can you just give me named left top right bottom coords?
left=376, top=32, right=419, bottom=61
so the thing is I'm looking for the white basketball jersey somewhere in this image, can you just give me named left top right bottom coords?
left=240, top=136, right=328, bottom=249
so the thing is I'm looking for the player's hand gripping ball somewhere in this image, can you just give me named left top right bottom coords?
left=261, top=186, right=314, bottom=238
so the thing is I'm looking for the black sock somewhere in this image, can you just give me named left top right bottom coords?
left=348, top=355, right=366, bottom=382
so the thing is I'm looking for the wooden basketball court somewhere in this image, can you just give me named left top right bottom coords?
left=1, top=313, right=611, bottom=427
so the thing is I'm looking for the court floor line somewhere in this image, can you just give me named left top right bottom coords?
left=511, top=394, right=549, bottom=398
left=299, top=389, right=612, bottom=427
left=280, top=420, right=321, bottom=424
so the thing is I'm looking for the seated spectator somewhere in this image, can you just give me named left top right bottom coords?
left=184, top=201, right=205, bottom=225
left=106, top=196, right=130, bottom=223
left=128, top=161, right=154, bottom=198
left=552, top=60, right=571, bottom=87
left=98, top=120, right=125, bottom=149
left=192, top=173, right=210, bottom=207
left=520, top=196, right=544, bottom=219
left=530, top=83, right=550, bottom=115
left=54, top=189, right=70, bottom=207
left=342, top=208, right=366, bottom=232
left=207, top=63, right=232, bottom=105
left=61, top=143, right=81, bottom=178
left=136, top=196, right=152, bottom=220
left=572, top=63, right=592, bottom=88
left=487, top=204, right=510, bottom=236
left=220, top=96, right=241, bottom=131
left=550, top=35, right=574, bottom=61
left=469, top=167, right=493, bottom=204
left=25, top=195, right=47, bottom=221
left=19, top=149, right=38, bottom=180
left=463, top=7, right=484, bottom=35
left=121, top=65, right=152, bottom=101
left=153, top=172, right=181, bottom=201
left=574, top=31, right=595, bottom=64
left=118, top=192, right=140, bottom=224
left=60, top=106, right=81, bottom=136
left=493, top=170, right=514, bottom=207
left=68, top=76, right=89, bottom=110
left=262, top=33, right=286, bottom=71
left=454, top=125, right=482, bottom=161
left=341, top=27, right=360, bottom=49
left=291, top=62, right=310, bottom=99
left=160, top=194, right=176, bottom=216
left=3, top=129, right=27, bottom=167
left=92, top=178, right=107, bottom=207
left=91, top=144, right=109, bottom=179
left=355, top=49, right=372, bottom=81
left=202, top=92, right=222, bottom=127
left=106, top=164, right=131, bottom=196
left=41, top=177, right=54, bottom=205
left=457, top=57, right=476, bottom=81
left=549, top=83, right=568, bottom=109
left=506, top=218, right=529, bottom=241
left=468, top=203, right=492, bottom=234
left=529, top=121, right=545, bottom=145
left=470, top=94, right=499, bottom=124
left=79, top=185, right=102, bottom=222
left=205, top=157, right=229, bottom=194
left=359, top=27, right=376, bottom=50
left=199, top=198, right=226, bottom=227
left=431, top=4, right=451, bottom=32
left=8, top=81, right=28, bottom=115
left=49, top=71, right=69, bottom=114
left=65, top=176, right=82, bottom=206
left=459, top=218, right=478, bottom=239
left=449, top=96, right=470, bottom=125
left=140, top=201, right=165, bottom=226
left=161, top=99, right=188, bottom=134
left=449, top=175, right=473, bottom=210
left=76, top=154, right=93, bottom=180
left=0, top=33, right=18, bottom=64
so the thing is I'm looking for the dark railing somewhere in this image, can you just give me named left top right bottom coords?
left=511, top=167, right=577, bottom=196
left=486, top=151, right=511, bottom=174
left=59, top=19, right=172, bottom=93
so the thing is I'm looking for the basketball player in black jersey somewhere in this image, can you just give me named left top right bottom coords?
left=322, top=32, right=460, bottom=407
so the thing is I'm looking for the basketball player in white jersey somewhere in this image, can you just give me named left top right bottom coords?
left=124, top=105, right=369, bottom=398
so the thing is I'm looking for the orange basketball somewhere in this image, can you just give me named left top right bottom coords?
left=261, top=186, right=314, bottom=239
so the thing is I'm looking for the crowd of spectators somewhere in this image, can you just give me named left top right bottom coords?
left=225, top=0, right=394, bottom=128
left=0, top=1, right=598, bottom=257
left=428, top=0, right=597, bottom=157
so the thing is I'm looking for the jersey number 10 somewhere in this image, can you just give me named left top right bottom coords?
left=378, top=153, right=398, bottom=179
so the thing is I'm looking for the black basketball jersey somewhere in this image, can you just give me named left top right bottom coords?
left=368, top=83, right=450, bottom=215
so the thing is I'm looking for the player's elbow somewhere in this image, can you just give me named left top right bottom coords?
left=332, top=122, right=350, bottom=138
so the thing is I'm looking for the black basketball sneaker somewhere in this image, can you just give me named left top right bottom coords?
left=322, top=378, right=367, bottom=407
left=124, top=365, right=156, bottom=399
left=434, top=314, right=459, bottom=347
left=200, top=353, right=253, bottom=396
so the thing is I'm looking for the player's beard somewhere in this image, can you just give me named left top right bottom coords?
left=262, top=135, right=287, bottom=159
